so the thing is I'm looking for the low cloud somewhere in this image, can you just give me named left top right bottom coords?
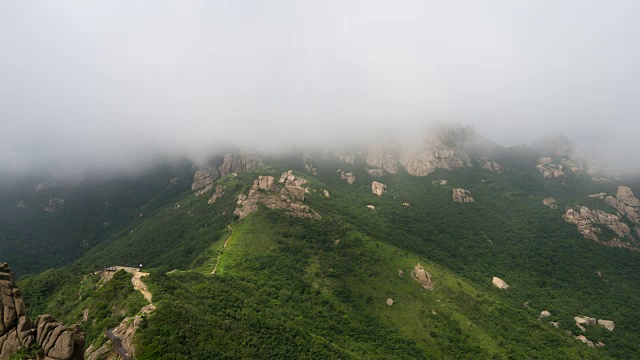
left=1, top=1, right=639, bottom=175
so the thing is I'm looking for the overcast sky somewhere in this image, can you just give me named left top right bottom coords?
left=1, top=1, right=639, bottom=173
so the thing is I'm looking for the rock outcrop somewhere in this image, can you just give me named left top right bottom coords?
left=365, top=124, right=490, bottom=176
left=492, top=277, right=509, bottom=289
left=539, top=311, right=551, bottom=319
left=563, top=206, right=638, bottom=250
left=605, top=186, right=640, bottom=224
left=543, top=197, right=558, bottom=209
left=234, top=173, right=318, bottom=220
left=366, top=142, right=399, bottom=174
left=192, top=168, right=218, bottom=191
left=366, top=168, right=384, bottom=178
left=386, top=298, right=394, bottom=306
left=597, top=319, right=615, bottom=331
left=371, top=181, right=387, bottom=196
left=483, top=161, right=502, bottom=172
left=0, top=263, right=85, bottom=360
left=452, top=188, right=474, bottom=203
left=575, top=334, right=595, bottom=348
left=218, top=153, right=263, bottom=177
left=338, top=170, right=356, bottom=184
left=536, top=157, right=564, bottom=178
left=208, top=185, right=225, bottom=204
left=44, top=198, right=65, bottom=213
left=411, top=264, right=434, bottom=291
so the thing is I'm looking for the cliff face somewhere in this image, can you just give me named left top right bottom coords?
left=364, top=124, right=494, bottom=176
left=0, top=263, right=85, bottom=360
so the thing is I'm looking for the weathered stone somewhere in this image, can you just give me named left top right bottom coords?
left=191, top=168, right=218, bottom=191
left=576, top=334, right=595, bottom=347
left=605, top=186, right=640, bottom=224
left=372, top=181, right=387, bottom=196
left=574, top=316, right=596, bottom=327
left=453, top=188, right=474, bottom=203
left=483, top=161, right=502, bottom=172
left=0, top=263, right=84, bottom=360
left=563, top=206, right=637, bottom=251
left=542, top=197, right=557, bottom=209
left=386, top=298, right=394, bottom=306
left=539, top=311, right=551, bottom=319
left=492, top=277, right=509, bottom=289
left=218, top=153, right=263, bottom=176
left=411, top=264, right=434, bottom=291
left=597, top=319, right=615, bottom=331
left=208, top=185, right=225, bottom=204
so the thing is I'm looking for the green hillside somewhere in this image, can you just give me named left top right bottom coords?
left=9, top=146, right=640, bottom=359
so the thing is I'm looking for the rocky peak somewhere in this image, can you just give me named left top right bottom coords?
left=605, top=186, right=640, bottom=224
left=365, top=124, right=491, bottom=177
left=0, top=263, right=85, bottom=360
left=192, top=168, right=218, bottom=191
left=234, top=173, right=318, bottom=220
left=218, top=153, right=263, bottom=177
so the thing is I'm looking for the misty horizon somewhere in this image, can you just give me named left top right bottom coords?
left=1, top=1, right=639, bottom=174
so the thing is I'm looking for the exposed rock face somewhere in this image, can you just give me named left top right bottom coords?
left=563, top=206, right=638, bottom=250
left=0, top=263, right=85, bottom=360
left=483, top=161, right=502, bottom=172
left=492, top=277, right=509, bottom=289
left=597, top=319, right=615, bottom=331
left=605, top=186, right=640, bottom=224
left=367, top=142, right=398, bottom=174
left=453, top=188, right=474, bottom=203
left=539, top=311, right=551, bottom=319
left=371, top=181, right=387, bottom=196
left=543, top=198, right=558, bottom=209
left=366, top=168, right=384, bottom=178
left=575, top=316, right=596, bottom=329
left=365, top=125, right=487, bottom=176
left=366, top=205, right=375, bottom=210
left=411, top=264, right=434, bottom=291
left=208, top=185, right=225, bottom=204
left=402, top=202, right=411, bottom=207
left=234, top=173, right=318, bottom=220
left=433, top=180, right=448, bottom=185
left=323, top=190, right=330, bottom=198
left=588, top=193, right=607, bottom=199
left=338, top=170, right=356, bottom=184
left=218, top=153, right=263, bottom=177
left=576, top=335, right=595, bottom=348
left=536, top=157, right=564, bottom=178
left=169, top=177, right=180, bottom=185
left=191, top=168, right=218, bottom=191
left=386, top=298, right=394, bottom=306
left=45, top=198, right=65, bottom=213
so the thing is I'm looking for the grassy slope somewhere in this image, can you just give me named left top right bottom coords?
left=17, top=152, right=640, bottom=359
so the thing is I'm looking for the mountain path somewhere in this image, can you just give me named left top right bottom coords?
left=212, top=224, right=233, bottom=274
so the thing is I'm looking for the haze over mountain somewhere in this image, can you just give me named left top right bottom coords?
left=1, top=1, right=640, bottom=175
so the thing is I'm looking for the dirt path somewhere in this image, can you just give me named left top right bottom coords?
left=101, top=266, right=152, bottom=303
left=212, top=224, right=233, bottom=274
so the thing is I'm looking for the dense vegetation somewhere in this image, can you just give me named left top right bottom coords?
left=8, top=144, right=640, bottom=359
